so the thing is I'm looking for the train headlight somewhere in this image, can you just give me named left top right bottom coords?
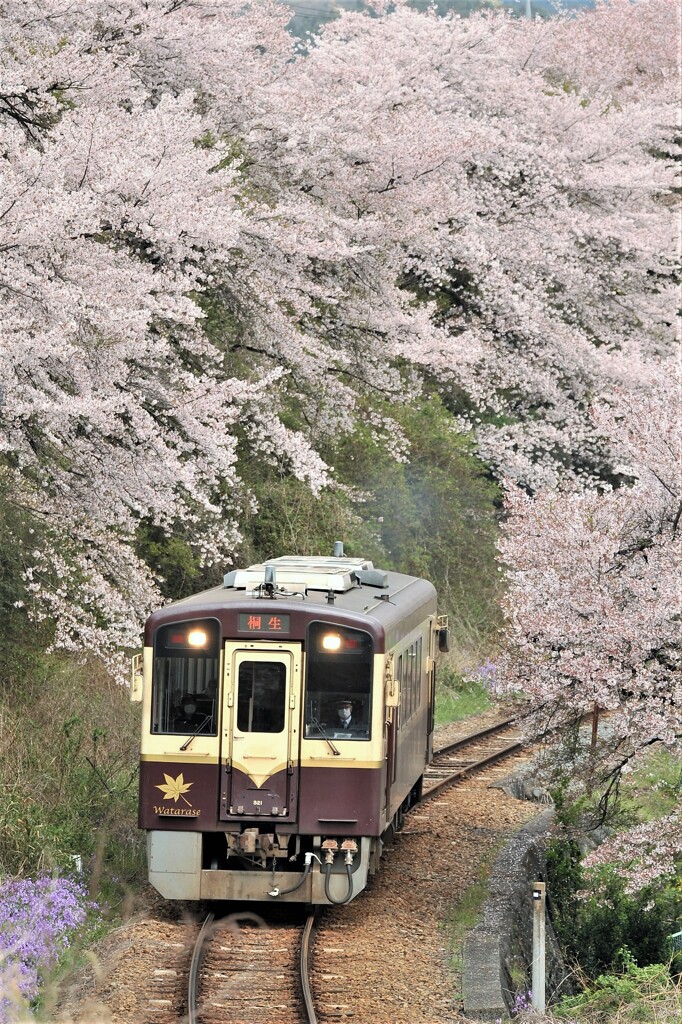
left=187, top=628, right=208, bottom=648
left=321, top=633, right=342, bottom=652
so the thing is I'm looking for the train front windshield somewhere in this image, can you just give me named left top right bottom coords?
left=304, top=622, right=373, bottom=739
left=151, top=619, right=220, bottom=735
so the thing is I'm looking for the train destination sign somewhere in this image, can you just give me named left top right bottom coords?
left=238, top=613, right=291, bottom=634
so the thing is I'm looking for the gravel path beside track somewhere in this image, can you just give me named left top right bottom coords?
left=56, top=717, right=537, bottom=1024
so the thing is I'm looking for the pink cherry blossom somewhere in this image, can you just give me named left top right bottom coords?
left=497, top=362, right=681, bottom=888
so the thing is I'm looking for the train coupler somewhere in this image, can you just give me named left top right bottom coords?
left=227, top=829, right=289, bottom=868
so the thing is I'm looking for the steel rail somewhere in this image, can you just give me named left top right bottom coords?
left=188, top=912, right=214, bottom=1024
left=300, top=909, right=320, bottom=1024
left=421, top=728, right=524, bottom=804
left=431, top=715, right=518, bottom=759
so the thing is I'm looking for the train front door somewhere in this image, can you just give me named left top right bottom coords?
left=220, top=641, right=302, bottom=820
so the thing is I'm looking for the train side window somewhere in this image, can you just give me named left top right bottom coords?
left=397, top=654, right=403, bottom=731
left=152, top=619, right=220, bottom=735
left=405, top=647, right=411, bottom=720
left=304, top=622, right=373, bottom=740
left=402, top=643, right=412, bottom=724
left=413, top=634, right=419, bottom=708
left=236, top=662, right=286, bottom=733
left=400, top=639, right=423, bottom=727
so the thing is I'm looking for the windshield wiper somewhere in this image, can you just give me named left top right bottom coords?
left=180, top=714, right=214, bottom=751
left=309, top=714, right=340, bottom=756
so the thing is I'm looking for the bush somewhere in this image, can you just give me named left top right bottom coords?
left=0, top=655, right=144, bottom=904
left=435, top=663, right=491, bottom=726
left=552, top=950, right=682, bottom=1022
left=545, top=843, right=678, bottom=978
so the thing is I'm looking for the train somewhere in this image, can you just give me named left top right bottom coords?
left=131, top=545, right=448, bottom=905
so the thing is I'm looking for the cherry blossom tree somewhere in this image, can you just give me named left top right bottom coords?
left=0, top=0, right=331, bottom=662
left=497, top=361, right=682, bottom=888
left=1, top=0, right=678, bottom=673
left=0, top=0, right=437, bottom=661
left=260, top=1, right=678, bottom=488
left=245, top=4, right=679, bottom=893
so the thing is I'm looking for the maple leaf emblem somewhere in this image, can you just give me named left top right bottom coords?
left=155, top=772, right=194, bottom=806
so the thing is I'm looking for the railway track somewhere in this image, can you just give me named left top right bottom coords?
left=184, top=718, right=525, bottom=1024
left=420, top=716, right=523, bottom=803
left=188, top=909, right=319, bottom=1024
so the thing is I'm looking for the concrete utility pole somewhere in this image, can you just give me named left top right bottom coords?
left=532, top=882, right=546, bottom=1013
left=525, top=0, right=532, bottom=19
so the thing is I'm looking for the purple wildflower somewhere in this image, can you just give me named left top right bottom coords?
left=471, top=658, right=499, bottom=691
left=511, top=989, right=533, bottom=1016
left=0, top=876, right=92, bottom=1021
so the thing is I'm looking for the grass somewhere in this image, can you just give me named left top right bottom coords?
left=442, top=875, right=493, bottom=999
left=550, top=956, right=682, bottom=1023
left=620, top=746, right=681, bottom=823
left=435, top=667, right=491, bottom=727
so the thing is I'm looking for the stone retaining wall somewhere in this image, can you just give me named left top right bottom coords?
left=462, top=805, right=573, bottom=1020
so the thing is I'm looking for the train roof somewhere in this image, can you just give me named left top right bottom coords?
left=144, top=554, right=437, bottom=648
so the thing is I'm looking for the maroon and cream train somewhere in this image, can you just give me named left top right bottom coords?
left=132, top=548, right=448, bottom=905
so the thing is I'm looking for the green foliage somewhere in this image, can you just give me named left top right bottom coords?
left=329, top=394, right=503, bottom=653
left=545, top=749, right=682, bottom=989
left=236, top=473, right=373, bottom=566
left=435, top=664, right=491, bottom=725
left=136, top=521, right=218, bottom=600
left=620, top=747, right=682, bottom=823
left=0, top=469, right=55, bottom=671
left=553, top=950, right=682, bottom=1022
left=546, top=843, right=678, bottom=978
left=0, top=655, right=145, bottom=907
left=545, top=833, right=583, bottom=914
left=193, top=287, right=250, bottom=360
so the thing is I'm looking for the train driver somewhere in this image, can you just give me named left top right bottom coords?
left=332, top=699, right=367, bottom=737
left=173, top=694, right=210, bottom=733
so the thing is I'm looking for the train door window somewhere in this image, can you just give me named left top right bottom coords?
left=152, top=619, right=220, bottom=735
left=236, top=662, right=286, bottom=733
left=304, top=622, right=373, bottom=740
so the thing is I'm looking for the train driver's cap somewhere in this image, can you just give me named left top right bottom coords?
left=336, top=700, right=353, bottom=708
